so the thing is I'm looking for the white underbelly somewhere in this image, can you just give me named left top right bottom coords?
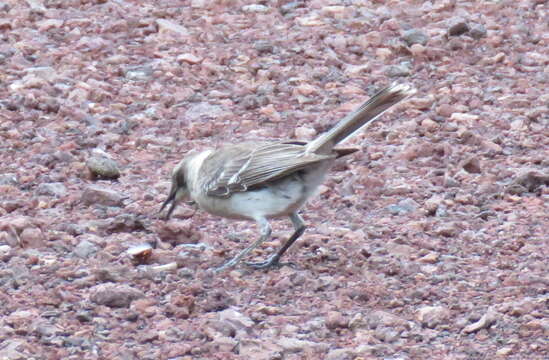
left=194, top=161, right=333, bottom=220
left=193, top=161, right=331, bottom=220
left=198, top=177, right=302, bottom=219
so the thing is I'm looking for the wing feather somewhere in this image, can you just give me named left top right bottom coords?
left=202, top=142, right=334, bottom=197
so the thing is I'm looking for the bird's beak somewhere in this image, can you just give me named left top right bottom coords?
left=159, top=188, right=176, bottom=220
left=159, top=186, right=189, bottom=220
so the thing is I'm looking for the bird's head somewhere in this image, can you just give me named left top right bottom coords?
left=160, top=160, right=190, bottom=220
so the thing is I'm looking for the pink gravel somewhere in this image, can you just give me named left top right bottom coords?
left=0, top=0, right=547, bottom=359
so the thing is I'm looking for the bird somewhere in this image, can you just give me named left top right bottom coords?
left=160, top=83, right=416, bottom=272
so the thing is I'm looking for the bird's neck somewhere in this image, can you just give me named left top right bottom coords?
left=184, top=149, right=214, bottom=198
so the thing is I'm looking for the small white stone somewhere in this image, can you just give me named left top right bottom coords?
left=127, top=243, right=153, bottom=257
left=242, top=4, right=269, bottom=13
left=450, top=113, right=479, bottom=123
left=156, top=19, right=189, bottom=36
left=294, top=125, right=317, bottom=140
left=151, top=262, right=178, bottom=273
left=177, top=53, right=203, bottom=64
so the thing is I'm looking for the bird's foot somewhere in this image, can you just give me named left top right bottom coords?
left=245, top=255, right=289, bottom=270
left=215, top=255, right=291, bottom=273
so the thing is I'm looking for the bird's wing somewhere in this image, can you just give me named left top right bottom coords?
left=202, top=142, right=335, bottom=197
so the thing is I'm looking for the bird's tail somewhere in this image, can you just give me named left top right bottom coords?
left=305, top=83, right=416, bottom=154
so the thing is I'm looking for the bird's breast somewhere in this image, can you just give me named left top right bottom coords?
left=191, top=161, right=332, bottom=220
left=193, top=173, right=306, bottom=220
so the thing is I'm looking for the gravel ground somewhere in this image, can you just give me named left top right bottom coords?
left=0, top=0, right=547, bottom=359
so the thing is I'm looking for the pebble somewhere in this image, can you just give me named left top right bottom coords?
left=74, top=239, right=99, bottom=258
left=321, top=6, right=346, bottom=17
left=435, top=222, right=458, bottom=237
left=0, top=173, right=18, bottom=186
left=424, top=196, right=442, bottom=215
left=448, top=17, right=469, bottom=36
left=450, top=112, right=479, bottom=124
left=481, top=139, right=503, bottom=153
left=124, top=65, right=153, bottom=81
left=281, top=1, right=303, bottom=15
left=156, top=19, right=189, bottom=36
left=151, top=262, right=178, bottom=273
left=218, top=308, right=254, bottom=330
left=409, top=95, right=435, bottom=110
left=242, top=4, right=270, bottom=13
left=420, top=118, right=439, bottom=131
left=105, top=54, right=129, bottom=65
left=0, top=340, right=28, bottom=360
left=277, top=337, right=327, bottom=353
left=469, top=23, right=487, bottom=39
left=375, top=48, right=392, bottom=60
left=177, top=53, right=203, bottom=64
left=19, top=227, right=45, bottom=248
left=81, top=185, right=126, bottom=207
left=387, top=198, right=419, bottom=215
left=417, top=306, right=449, bottom=328
left=463, top=309, right=498, bottom=333
left=386, top=64, right=411, bottom=77
left=36, top=182, right=67, bottom=197
left=418, top=252, right=439, bottom=264
left=127, top=243, right=153, bottom=264
left=294, top=125, right=316, bottom=140
left=185, top=102, right=227, bottom=121
left=254, top=40, right=274, bottom=54
left=325, top=311, right=348, bottom=330
left=410, top=43, right=426, bottom=56
left=75, top=311, right=93, bottom=323
left=495, top=347, right=513, bottom=356
left=296, top=83, right=318, bottom=96
left=401, top=29, right=429, bottom=46
left=86, top=152, right=120, bottom=179
left=90, top=283, right=144, bottom=308
left=297, top=15, right=324, bottom=27
left=461, top=156, right=482, bottom=174
left=326, top=348, right=356, bottom=360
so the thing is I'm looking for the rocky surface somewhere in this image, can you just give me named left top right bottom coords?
left=0, top=0, right=547, bottom=359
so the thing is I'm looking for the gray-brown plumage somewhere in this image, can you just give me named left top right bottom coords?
left=161, top=83, right=416, bottom=272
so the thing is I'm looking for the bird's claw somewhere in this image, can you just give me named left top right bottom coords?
left=214, top=255, right=292, bottom=273
left=245, top=255, right=285, bottom=270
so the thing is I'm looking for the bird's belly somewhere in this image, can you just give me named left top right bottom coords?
left=196, top=175, right=308, bottom=220
left=194, top=160, right=332, bottom=220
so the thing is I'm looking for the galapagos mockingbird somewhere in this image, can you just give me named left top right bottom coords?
left=161, top=83, right=415, bottom=272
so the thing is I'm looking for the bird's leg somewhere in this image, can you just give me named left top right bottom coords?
left=214, top=217, right=272, bottom=273
left=246, top=213, right=306, bottom=269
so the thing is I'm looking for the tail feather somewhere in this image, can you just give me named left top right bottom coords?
left=306, top=83, right=416, bottom=154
